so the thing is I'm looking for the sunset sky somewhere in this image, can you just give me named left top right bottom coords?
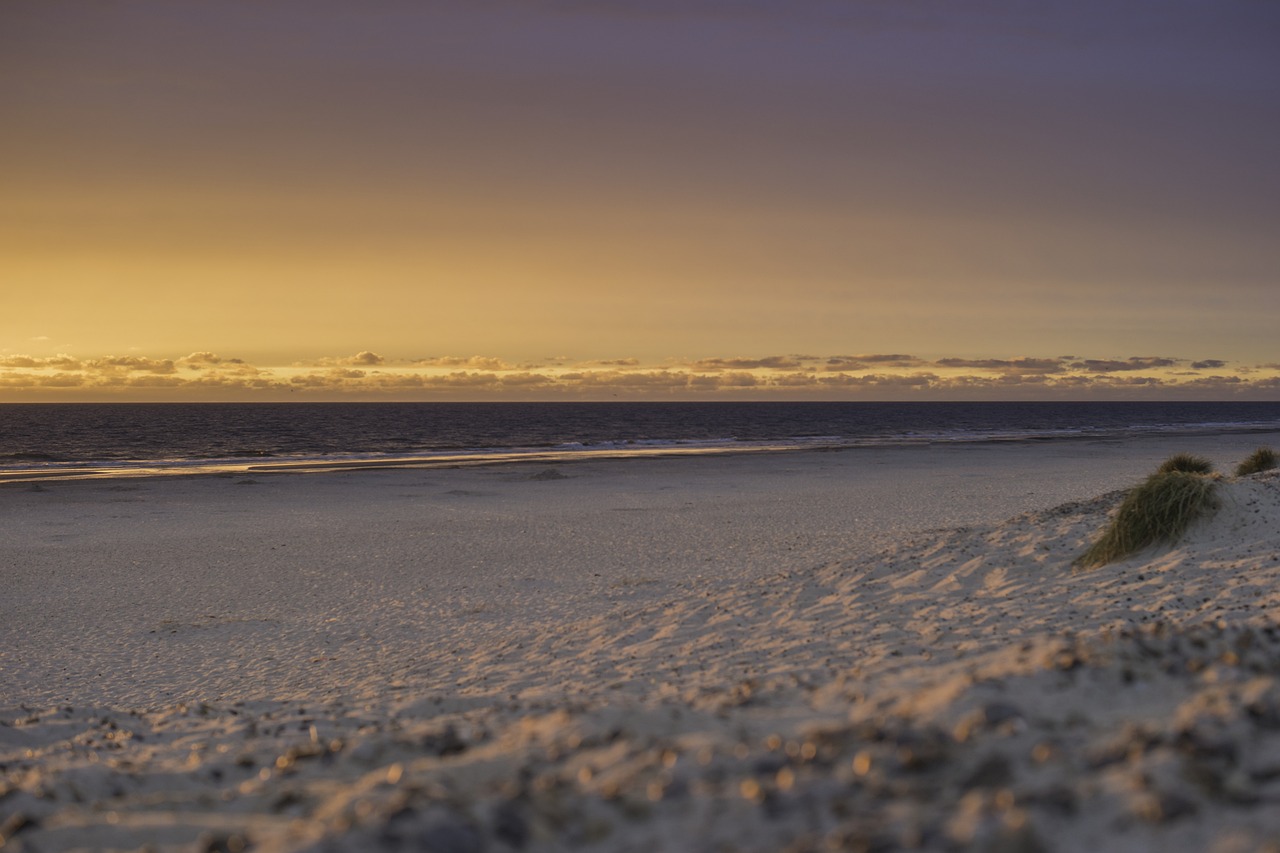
left=3, top=1, right=1278, bottom=400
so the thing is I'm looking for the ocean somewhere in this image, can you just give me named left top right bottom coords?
left=2, top=401, right=1280, bottom=481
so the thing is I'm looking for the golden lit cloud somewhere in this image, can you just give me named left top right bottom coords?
left=407, top=356, right=523, bottom=371
left=1, top=350, right=1278, bottom=401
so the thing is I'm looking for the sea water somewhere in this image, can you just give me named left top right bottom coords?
left=2, top=401, right=1279, bottom=480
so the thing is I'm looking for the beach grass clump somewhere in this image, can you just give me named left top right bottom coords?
left=1155, top=453, right=1214, bottom=475
left=1235, top=447, right=1278, bottom=477
left=1076, top=467, right=1219, bottom=569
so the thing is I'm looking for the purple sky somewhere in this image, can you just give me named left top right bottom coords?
left=3, top=1, right=1278, bottom=399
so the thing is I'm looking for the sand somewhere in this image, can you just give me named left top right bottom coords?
left=3, top=433, right=1280, bottom=852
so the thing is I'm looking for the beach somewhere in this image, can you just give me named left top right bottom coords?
left=3, top=433, right=1280, bottom=852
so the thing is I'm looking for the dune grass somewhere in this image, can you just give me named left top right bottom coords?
left=1155, top=453, right=1214, bottom=475
left=1076, top=465, right=1220, bottom=569
left=1235, top=447, right=1278, bottom=477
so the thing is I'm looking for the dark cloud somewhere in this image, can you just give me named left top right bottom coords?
left=1069, top=357, right=1179, bottom=373
left=823, top=358, right=867, bottom=371
left=1190, top=359, right=1227, bottom=370
left=824, top=354, right=923, bottom=371
left=843, top=354, right=920, bottom=364
left=688, top=356, right=804, bottom=371
left=935, top=357, right=1066, bottom=374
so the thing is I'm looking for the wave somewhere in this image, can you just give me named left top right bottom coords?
left=5, top=419, right=1280, bottom=484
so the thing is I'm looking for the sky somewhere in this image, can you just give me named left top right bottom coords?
left=2, top=0, right=1278, bottom=400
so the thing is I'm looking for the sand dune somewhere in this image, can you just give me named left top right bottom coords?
left=2, top=448, right=1279, bottom=851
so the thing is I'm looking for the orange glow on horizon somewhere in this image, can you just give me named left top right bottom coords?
left=2, top=2, right=1277, bottom=400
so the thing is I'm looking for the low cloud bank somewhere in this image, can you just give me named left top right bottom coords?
left=0, top=351, right=1276, bottom=399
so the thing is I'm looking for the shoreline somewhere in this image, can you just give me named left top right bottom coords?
left=4, top=424, right=1280, bottom=485
left=3, top=435, right=1280, bottom=850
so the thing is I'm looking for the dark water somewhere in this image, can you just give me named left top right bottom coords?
left=2, top=402, right=1280, bottom=477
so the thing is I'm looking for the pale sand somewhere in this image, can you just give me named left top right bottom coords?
left=2, top=434, right=1280, bottom=852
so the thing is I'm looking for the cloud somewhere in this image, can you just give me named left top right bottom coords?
left=497, top=372, right=558, bottom=388
left=935, top=357, right=1067, bottom=374
left=178, top=352, right=254, bottom=371
left=686, top=356, right=805, bottom=371
left=824, top=354, right=924, bottom=371
left=120, top=375, right=186, bottom=388
left=85, top=356, right=177, bottom=374
left=1069, top=357, right=1179, bottom=373
left=301, top=351, right=388, bottom=367
left=558, top=370, right=695, bottom=391
left=408, top=356, right=517, bottom=371
left=851, top=354, right=921, bottom=364
left=180, top=351, right=226, bottom=365
left=0, top=372, right=86, bottom=388
left=0, top=354, right=84, bottom=370
left=575, top=358, right=641, bottom=367
left=706, top=371, right=759, bottom=388
left=0, top=357, right=40, bottom=368
left=1, top=350, right=1276, bottom=399
left=817, top=372, right=939, bottom=388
